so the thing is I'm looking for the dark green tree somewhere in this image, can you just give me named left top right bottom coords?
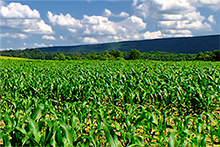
left=55, top=53, right=66, bottom=60
left=213, top=50, right=220, bottom=61
left=110, top=50, right=123, bottom=58
left=128, top=49, right=141, bottom=60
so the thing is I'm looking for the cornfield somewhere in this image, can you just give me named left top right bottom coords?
left=0, top=59, right=219, bottom=146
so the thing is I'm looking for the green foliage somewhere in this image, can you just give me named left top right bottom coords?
left=0, top=48, right=58, bottom=60
left=55, top=53, right=66, bottom=60
left=87, top=51, right=115, bottom=60
left=195, top=50, right=220, bottom=61
left=142, top=51, right=197, bottom=61
left=4, top=48, right=219, bottom=61
left=71, top=55, right=81, bottom=60
left=128, top=49, right=141, bottom=60
left=109, top=50, right=123, bottom=58
left=116, top=57, right=125, bottom=60
left=0, top=60, right=219, bottom=146
left=213, top=50, right=220, bottom=61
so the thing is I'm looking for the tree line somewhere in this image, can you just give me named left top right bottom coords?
left=194, top=50, right=220, bottom=61
left=0, top=48, right=219, bottom=61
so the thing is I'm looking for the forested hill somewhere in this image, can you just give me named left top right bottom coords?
left=39, top=35, right=220, bottom=54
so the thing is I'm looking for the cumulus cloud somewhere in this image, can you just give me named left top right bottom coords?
left=48, top=11, right=149, bottom=43
left=143, top=31, right=162, bottom=39
left=103, top=9, right=112, bottom=17
left=133, top=0, right=215, bottom=37
left=119, top=15, right=146, bottom=31
left=82, top=15, right=118, bottom=36
left=0, top=33, right=28, bottom=39
left=191, top=0, right=220, bottom=10
left=83, top=37, right=99, bottom=44
left=0, top=2, right=40, bottom=18
left=42, top=35, right=56, bottom=40
left=118, top=11, right=130, bottom=18
left=208, top=15, right=216, bottom=24
left=103, top=9, right=129, bottom=18
left=0, top=2, right=53, bottom=37
left=33, top=43, right=47, bottom=47
left=47, top=11, right=82, bottom=28
left=60, top=36, right=66, bottom=40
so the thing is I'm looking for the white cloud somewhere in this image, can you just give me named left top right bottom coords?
left=103, top=9, right=129, bottom=18
left=132, top=0, right=151, bottom=19
left=47, top=11, right=82, bottom=28
left=119, top=15, right=146, bottom=31
left=208, top=15, right=216, bottom=24
left=42, top=35, right=56, bottom=40
left=22, top=20, right=54, bottom=34
left=83, top=37, right=99, bottom=44
left=103, top=9, right=112, bottom=17
left=33, top=43, right=47, bottom=47
left=163, top=34, right=193, bottom=38
left=0, top=3, right=53, bottom=36
left=82, top=15, right=118, bottom=36
left=153, top=0, right=195, bottom=13
left=143, top=31, right=162, bottom=39
left=60, top=36, right=66, bottom=40
left=191, top=0, right=220, bottom=10
left=118, top=11, right=130, bottom=18
left=82, top=15, right=109, bottom=25
left=132, top=0, right=138, bottom=6
left=0, top=48, right=13, bottom=51
left=68, top=28, right=77, bottom=33
left=0, top=3, right=40, bottom=18
left=133, top=0, right=215, bottom=37
left=0, top=33, right=28, bottom=39
left=48, top=11, right=149, bottom=43
left=164, top=30, right=192, bottom=35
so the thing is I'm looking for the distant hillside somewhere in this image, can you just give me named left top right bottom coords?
left=39, top=35, right=220, bottom=54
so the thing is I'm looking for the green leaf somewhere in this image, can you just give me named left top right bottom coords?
left=151, top=113, right=158, bottom=126
left=169, top=131, right=178, bottom=147
left=60, top=122, right=74, bottom=146
left=55, top=127, right=63, bottom=147
left=3, top=113, right=15, bottom=128
left=134, top=136, right=144, bottom=146
left=43, top=125, right=54, bottom=146
left=134, top=111, right=146, bottom=127
left=21, top=107, right=32, bottom=125
left=70, top=115, right=78, bottom=128
left=27, top=117, right=41, bottom=143
left=89, top=129, right=99, bottom=147
left=3, top=134, right=12, bottom=147
left=102, top=122, right=122, bottom=147
left=31, top=104, right=44, bottom=121
left=206, top=113, right=217, bottom=124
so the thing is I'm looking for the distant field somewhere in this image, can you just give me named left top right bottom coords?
left=0, top=60, right=219, bottom=146
left=0, top=56, right=29, bottom=60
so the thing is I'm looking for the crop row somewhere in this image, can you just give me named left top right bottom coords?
left=0, top=60, right=219, bottom=146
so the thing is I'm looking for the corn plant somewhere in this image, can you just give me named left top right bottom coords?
left=0, top=59, right=219, bottom=146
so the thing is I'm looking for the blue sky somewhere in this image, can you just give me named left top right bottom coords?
left=0, top=0, right=219, bottom=50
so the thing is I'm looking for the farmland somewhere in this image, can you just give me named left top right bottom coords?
left=0, top=56, right=29, bottom=60
left=0, top=59, right=220, bottom=146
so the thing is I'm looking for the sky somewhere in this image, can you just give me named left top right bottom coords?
left=0, top=0, right=219, bottom=50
